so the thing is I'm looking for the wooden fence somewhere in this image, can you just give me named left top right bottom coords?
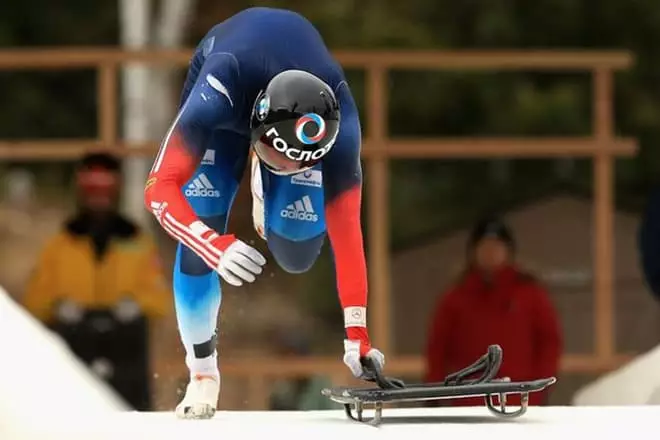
left=0, top=48, right=637, bottom=408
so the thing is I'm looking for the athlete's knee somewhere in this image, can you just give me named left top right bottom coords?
left=178, top=244, right=213, bottom=276
left=174, top=243, right=222, bottom=312
left=267, top=231, right=326, bottom=274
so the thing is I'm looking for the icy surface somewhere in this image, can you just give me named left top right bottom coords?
left=7, top=406, right=658, bottom=440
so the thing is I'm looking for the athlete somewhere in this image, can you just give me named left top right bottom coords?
left=144, top=7, right=385, bottom=418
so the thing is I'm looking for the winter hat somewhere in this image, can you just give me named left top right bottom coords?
left=468, top=216, right=516, bottom=251
left=76, top=152, right=121, bottom=193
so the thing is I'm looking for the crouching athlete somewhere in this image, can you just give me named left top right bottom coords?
left=143, top=7, right=385, bottom=418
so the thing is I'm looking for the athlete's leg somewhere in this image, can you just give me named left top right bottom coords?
left=255, top=159, right=327, bottom=273
left=173, top=130, right=249, bottom=378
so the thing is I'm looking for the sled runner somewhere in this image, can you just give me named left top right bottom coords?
left=322, top=344, right=556, bottom=425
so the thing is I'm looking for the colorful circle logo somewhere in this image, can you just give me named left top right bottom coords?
left=295, top=113, right=326, bottom=145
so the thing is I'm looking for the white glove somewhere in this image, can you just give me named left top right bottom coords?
left=343, top=339, right=385, bottom=379
left=217, top=240, right=267, bottom=286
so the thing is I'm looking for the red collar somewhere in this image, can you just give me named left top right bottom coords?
left=462, top=264, right=520, bottom=291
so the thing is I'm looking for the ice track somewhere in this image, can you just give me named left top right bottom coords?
left=7, top=406, right=658, bottom=440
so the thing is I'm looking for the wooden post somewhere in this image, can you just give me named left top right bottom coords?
left=246, top=375, right=269, bottom=410
left=592, top=67, right=616, bottom=359
left=97, top=63, right=118, bottom=148
left=366, top=66, right=392, bottom=355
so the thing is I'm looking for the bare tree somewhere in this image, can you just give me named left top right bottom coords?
left=119, top=0, right=197, bottom=225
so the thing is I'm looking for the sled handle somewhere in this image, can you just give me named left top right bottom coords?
left=442, top=344, right=503, bottom=386
left=360, top=357, right=406, bottom=390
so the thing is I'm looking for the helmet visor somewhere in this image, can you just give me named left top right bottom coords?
left=252, top=138, right=317, bottom=176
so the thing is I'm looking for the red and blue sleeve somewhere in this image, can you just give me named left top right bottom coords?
left=323, top=83, right=370, bottom=343
left=144, top=54, right=240, bottom=266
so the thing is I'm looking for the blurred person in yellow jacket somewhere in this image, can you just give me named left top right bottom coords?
left=23, top=152, right=171, bottom=410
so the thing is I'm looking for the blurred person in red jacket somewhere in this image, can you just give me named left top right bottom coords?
left=424, top=216, right=562, bottom=406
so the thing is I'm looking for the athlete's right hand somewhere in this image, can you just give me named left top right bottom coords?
left=152, top=211, right=266, bottom=286
left=213, top=238, right=267, bottom=286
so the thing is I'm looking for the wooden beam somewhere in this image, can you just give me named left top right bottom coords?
left=336, top=50, right=634, bottom=70
left=0, top=48, right=633, bottom=70
left=364, top=138, right=638, bottom=158
left=0, top=143, right=160, bottom=160
left=0, top=48, right=192, bottom=69
left=0, top=141, right=106, bottom=160
left=0, top=138, right=637, bottom=160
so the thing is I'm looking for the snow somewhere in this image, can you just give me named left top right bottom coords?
left=7, top=406, right=659, bottom=440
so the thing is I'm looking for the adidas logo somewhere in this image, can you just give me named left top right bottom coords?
left=185, top=173, right=220, bottom=198
left=280, top=195, right=318, bottom=222
left=150, top=201, right=168, bottom=221
left=201, top=149, right=215, bottom=165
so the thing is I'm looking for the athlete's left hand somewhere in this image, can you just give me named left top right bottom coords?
left=341, top=306, right=385, bottom=379
left=343, top=340, right=385, bottom=380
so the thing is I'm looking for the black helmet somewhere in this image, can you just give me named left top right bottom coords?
left=250, top=70, right=340, bottom=175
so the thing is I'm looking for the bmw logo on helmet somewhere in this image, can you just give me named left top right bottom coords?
left=256, top=94, right=270, bottom=121
left=294, top=113, right=327, bottom=145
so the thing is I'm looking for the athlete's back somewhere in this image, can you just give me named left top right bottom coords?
left=183, top=7, right=345, bottom=120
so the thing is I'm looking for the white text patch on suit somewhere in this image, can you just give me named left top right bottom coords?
left=291, top=169, right=322, bottom=188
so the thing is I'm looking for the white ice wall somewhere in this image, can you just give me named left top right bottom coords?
left=573, top=345, right=660, bottom=405
left=0, top=286, right=128, bottom=438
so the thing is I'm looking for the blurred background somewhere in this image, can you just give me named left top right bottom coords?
left=1, top=0, right=660, bottom=412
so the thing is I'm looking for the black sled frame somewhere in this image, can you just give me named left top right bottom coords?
left=321, top=345, right=556, bottom=426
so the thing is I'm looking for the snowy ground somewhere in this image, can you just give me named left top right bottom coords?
left=6, top=406, right=658, bottom=440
